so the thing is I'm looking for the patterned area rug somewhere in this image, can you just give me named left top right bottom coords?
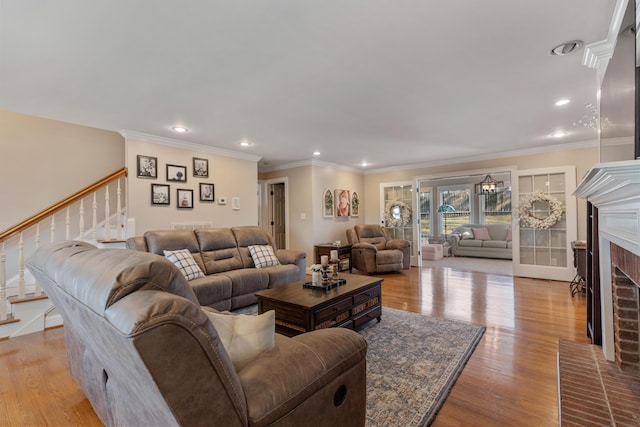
left=360, top=307, right=485, bottom=426
left=234, top=305, right=485, bottom=426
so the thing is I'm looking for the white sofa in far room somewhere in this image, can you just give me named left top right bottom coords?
left=447, top=224, right=513, bottom=260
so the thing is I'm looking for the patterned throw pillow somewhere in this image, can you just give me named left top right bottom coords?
left=248, top=245, right=281, bottom=268
left=472, top=227, right=491, bottom=241
left=163, top=249, right=205, bottom=281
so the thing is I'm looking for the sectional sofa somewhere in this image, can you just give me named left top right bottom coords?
left=126, top=226, right=306, bottom=311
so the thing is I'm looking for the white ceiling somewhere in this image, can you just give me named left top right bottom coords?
left=0, top=1, right=620, bottom=172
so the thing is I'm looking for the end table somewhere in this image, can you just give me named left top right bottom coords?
left=314, top=244, right=352, bottom=273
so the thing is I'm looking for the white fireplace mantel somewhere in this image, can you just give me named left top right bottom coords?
left=574, top=159, right=640, bottom=361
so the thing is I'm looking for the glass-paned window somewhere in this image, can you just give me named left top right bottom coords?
left=482, top=191, right=512, bottom=225
left=439, top=188, right=471, bottom=235
left=419, top=190, right=431, bottom=237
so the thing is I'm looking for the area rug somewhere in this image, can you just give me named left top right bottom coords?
left=233, top=305, right=485, bottom=426
left=360, top=307, right=485, bottom=426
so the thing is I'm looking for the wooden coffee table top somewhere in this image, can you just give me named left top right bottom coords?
left=255, top=273, right=382, bottom=309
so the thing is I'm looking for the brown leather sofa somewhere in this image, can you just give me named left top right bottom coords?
left=27, top=241, right=367, bottom=427
left=126, top=226, right=306, bottom=311
left=346, top=224, right=411, bottom=274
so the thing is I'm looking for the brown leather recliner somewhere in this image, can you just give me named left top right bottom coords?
left=27, top=241, right=367, bottom=427
left=346, top=224, right=411, bottom=274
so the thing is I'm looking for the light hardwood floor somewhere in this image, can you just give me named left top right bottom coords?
left=0, top=265, right=589, bottom=426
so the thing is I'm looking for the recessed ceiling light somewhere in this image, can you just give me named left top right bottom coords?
left=240, top=139, right=251, bottom=147
left=555, top=99, right=570, bottom=106
left=171, top=126, right=189, bottom=133
left=552, top=131, right=568, bottom=138
left=361, top=161, right=368, bottom=167
left=313, top=151, right=321, bottom=156
left=550, top=40, right=583, bottom=56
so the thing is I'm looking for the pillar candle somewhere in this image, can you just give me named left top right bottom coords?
left=330, top=250, right=338, bottom=260
left=321, top=255, right=329, bottom=266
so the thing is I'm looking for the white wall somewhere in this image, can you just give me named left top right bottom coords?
left=125, top=135, right=260, bottom=233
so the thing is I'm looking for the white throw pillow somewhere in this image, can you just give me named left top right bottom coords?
left=163, top=249, right=205, bottom=281
left=248, top=245, right=281, bottom=268
left=205, top=310, right=275, bottom=371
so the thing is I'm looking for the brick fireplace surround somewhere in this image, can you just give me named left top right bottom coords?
left=561, top=161, right=640, bottom=426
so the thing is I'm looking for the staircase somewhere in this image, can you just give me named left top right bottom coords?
left=0, top=168, right=129, bottom=339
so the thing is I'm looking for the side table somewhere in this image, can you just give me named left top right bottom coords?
left=314, top=244, right=352, bottom=273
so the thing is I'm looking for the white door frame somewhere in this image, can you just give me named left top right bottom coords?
left=414, top=166, right=517, bottom=267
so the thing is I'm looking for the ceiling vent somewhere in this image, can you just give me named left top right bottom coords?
left=550, top=40, right=583, bottom=56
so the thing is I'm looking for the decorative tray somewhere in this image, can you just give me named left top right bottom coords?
left=302, top=278, right=347, bottom=290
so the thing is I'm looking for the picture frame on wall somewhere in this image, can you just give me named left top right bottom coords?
left=199, top=183, right=215, bottom=202
left=335, top=189, right=350, bottom=217
left=137, top=155, right=157, bottom=179
left=151, top=184, right=170, bottom=205
left=167, top=164, right=187, bottom=182
left=351, top=191, right=359, bottom=217
left=323, top=188, right=334, bottom=218
left=177, top=189, right=194, bottom=209
left=193, top=157, right=208, bottom=177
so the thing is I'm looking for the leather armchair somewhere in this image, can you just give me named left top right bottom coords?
left=346, top=224, right=411, bottom=274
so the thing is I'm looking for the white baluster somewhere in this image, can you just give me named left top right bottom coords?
left=79, top=200, right=85, bottom=238
left=0, top=242, right=6, bottom=320
left=50, top=214, right=56, bottom=244
left=34, top=224, right=41, bottom=295
left=92, top=193, right=97, bottom=241
left=104, top=186, right=111, bottom=241
left=65, top=207, right=71, bottom=240
left=18, top=233, right=25, bottom=299
left=116, top=180, right=122, bottom=240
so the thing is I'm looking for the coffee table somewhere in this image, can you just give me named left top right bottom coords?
left=256, top=273, right=382, bottom=337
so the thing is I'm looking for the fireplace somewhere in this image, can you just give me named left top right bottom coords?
left=611, top=244, right=640, bottom=374
left=575, top=160, right=640, bottom=366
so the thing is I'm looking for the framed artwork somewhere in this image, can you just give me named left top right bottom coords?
left=199, top=183, right=215, bottom=202
left=323, top=188, right=334, bottom=218
left=177, top=189, right=194, bottom=209
left=335, top=189, right=350, bottom=217
left=151, top=184, right=170, bottom=205
left=193, top=157, right=208, bottom=177
left=167, top=164, right=187, bottom=182
left=137, top=155, right=157, bottom=179
left=351, top=191, right=359, bottom=217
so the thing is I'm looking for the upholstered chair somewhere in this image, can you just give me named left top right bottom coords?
left=346, top=224, right=411, bottom=274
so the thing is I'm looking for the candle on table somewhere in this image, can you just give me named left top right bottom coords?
left=330, top=250, right=338, bottom=260
left=321, top=255, right=329, bottom=267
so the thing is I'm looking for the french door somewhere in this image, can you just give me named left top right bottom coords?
left=380, top=181, right=417, bottom=266
left=512, top=166, right=577, bottom=281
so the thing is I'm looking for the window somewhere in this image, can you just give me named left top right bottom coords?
left=438, top=187, right=471, bottom=235
left=419, top=190, right=431, bottom=237
left=481, top=191, right=512, bottom=225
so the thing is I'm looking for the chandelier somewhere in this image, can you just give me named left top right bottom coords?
left=475, top=174, right=504, bottom=195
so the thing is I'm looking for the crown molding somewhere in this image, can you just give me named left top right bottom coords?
left=259, top=158, right=363, bottom=174
left=582, top=0, right=628, bottom=77
left=363, top=139, right=599, bottom=175
left=120, top=130, right=262, bottom=162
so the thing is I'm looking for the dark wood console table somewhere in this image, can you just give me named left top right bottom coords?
left=256, top=273, right=382, bottom=337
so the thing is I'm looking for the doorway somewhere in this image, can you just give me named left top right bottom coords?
left=261, top=178, right=289, bottom=250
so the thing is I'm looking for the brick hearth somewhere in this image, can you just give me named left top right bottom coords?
left=558, top=340, right=640, bottom=426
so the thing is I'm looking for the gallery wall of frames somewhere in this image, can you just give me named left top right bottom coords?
left=322, top=188, right=359, bottom=219
left=136, top=154, right=222, bottom=209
